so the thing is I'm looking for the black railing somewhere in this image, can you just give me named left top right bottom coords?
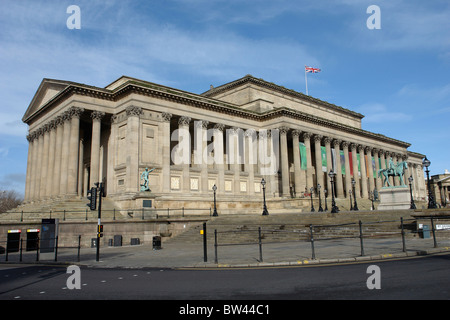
left=0, top=207, right=213, bottom=222
left=212, top=217, right=450, bottom=264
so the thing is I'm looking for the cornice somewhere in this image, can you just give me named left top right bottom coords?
left=202, top=74, right=364, bottom=120
left=23, top=77, right=410, bottom=148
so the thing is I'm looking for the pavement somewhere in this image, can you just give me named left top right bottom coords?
left=3, top=235, right=450, bottom=269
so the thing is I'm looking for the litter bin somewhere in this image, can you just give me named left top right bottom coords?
left=152, top=236, right=161, bottom=250
left=114, top=235, right=122, bottom=247
left=7, top=229, right=21, bottom=253
left=421, top=225, right=431, bottom=239
left=26, top=229, right=40, bottom=251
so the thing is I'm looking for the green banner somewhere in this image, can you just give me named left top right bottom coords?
left=321, top=146, right=327, bottom=172
left=299, top=142, right=307, bottom=170
left=357, top=154, right=361, bottom=175
left=340, top=150, right=345, bottom=175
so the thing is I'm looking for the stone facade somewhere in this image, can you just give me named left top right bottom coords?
left=22, top=75, right=428, bottom=210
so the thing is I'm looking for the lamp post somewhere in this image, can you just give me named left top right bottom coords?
left=349, top=189, right=353, bottom=211
left=408, top=175, right=416, bottom=210
left=351, top=178, right=359, bottom=211
left=317, top=184, right=323, bottom=212
left=310, top=187, right=315, bottom=212
left=212, top=184, right=218, bottom=216
left=329, top=170, right=339, bottom=213
left=369, top=191, right=375, bottom=211
left=423, top=157, right=437, bottom=209
left=261, top=178, right=269, bottom=215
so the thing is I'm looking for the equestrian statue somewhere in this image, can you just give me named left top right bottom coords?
left=377, top=158, right=408, bottom=187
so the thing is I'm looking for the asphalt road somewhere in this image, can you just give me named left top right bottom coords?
left=1, top=253, right=449, bottom=303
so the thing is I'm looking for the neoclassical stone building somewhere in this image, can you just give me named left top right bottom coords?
left=22, top=74, right=427, bottom=211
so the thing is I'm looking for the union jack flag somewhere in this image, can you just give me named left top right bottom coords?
left=305, top=66, right=321, bottom=73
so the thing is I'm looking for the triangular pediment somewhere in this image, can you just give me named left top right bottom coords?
left=22, top=79, right=72, bottom=123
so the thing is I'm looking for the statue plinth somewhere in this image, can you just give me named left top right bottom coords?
left=378, top=186, right=411, bottom=210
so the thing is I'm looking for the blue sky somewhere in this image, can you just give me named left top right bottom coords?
left=0, top=0, right=449, bottom=196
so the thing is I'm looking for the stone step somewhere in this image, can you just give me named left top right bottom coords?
left=165, top=210, right=417, bottom=245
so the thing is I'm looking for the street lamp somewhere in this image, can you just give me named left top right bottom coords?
left=261, top=178, right=269, bottom=215
left=212, top=184, right=218, bottom=216
left=408, top=175, right=416, bottom=210
left=310, top=187, right=315, bottom=212
left=423, top=157, right=437, bottom=209
left=317, top=184, right=323, bottom=212
left=351, top=178, right=359, bottom=211
left=349, top=189, right=353, bottom=211
left=329, top=170, right=339, bottom=213
left=369, top=191, right=375, bottom=211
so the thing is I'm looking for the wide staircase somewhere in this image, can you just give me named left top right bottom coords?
left=165, top=203, right=422, bottom=246
left=1, top=197, right=122, bottom=221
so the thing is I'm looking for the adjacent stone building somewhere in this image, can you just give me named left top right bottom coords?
left=22, top=74, right=427, bottom=211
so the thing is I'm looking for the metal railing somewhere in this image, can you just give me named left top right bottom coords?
left=1, top=235, right=83, bottom=263
left=211, top=217, right=450, bottom=264
left=0, top=207, right=213, bottom=222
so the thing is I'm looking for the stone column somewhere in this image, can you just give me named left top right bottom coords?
left=78, top=138, right=84, bottom=198
left=324, top=137, right=333, bottom=195
left=413, top=164, right=420, bottom=199
left=34, top=128, right=44, bottom=200
left=279, top=126, right=290, bottom=196
left=373, top=148, right=382, bottom=191
left=292, top=130, right=303, bottom=196
left=351, top=143, right=361, bottom=198
left=245, top=129, right=256, bottom=195
left=314, top=134, right=323, bottom=189
left=229, top=127, right=241, bottom=194
left=359, top=145, right=368, bottom=198
left=107, top=115, right=118, bottom=196
left=268, top=129, right=278, bottom=197
left=303, top=132, right=314, bottom=190
left=45, top=120, right=57, bottom=198
left=214, top=123, right=225, bottom=194
left=196, top=120, right=209, bottom=193
left=90, top=111, right=105, bottom=188
left=366, top=147, right=375, bottom=195
left=333, top=139, right=344, bottom=198
left=39, top=124, right=50, bottom=199
left=30, top=131, right=40, bottom=201
left=51, top=116, right=63, bottom=197
left=342, top=141, right=351, bottom=198
left=385, top=151, right=394, bottom=186
left=60, top=112, right=72, bottom=195
left=125, top=107, right=142, bottom=192
left=161, top=113, right=172, bottom=193
left=178, top=116, right=191, bottom=193
left=24, top=134, right=34, bottom=202
left=67, top=107, right=84, bottom=196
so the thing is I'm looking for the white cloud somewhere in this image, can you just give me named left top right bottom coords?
left=357, top=103, right=413, bottom=123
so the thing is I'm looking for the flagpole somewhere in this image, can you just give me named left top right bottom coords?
left=305, top=67, right=308, bottom=95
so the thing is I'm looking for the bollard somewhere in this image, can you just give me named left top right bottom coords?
left=401, top=217, right=406, bottom=252
left=309, top=225, right=316, bottom=260
left=19, top=239, right=23, bottom=262
left=359, top=220, right=365, bottom=256
left=258, top=227, right=263, bottom=262
left=36, top=236, right=40, bottom=262
left=431, top=217, right=437, bottom=248
left=54, top=236, right=59, bottom=262
left=203, top=222, right=207, bottom=262
left=77, top=235, right=81, bottom=262
left=214, top=229, right=218, bottom=264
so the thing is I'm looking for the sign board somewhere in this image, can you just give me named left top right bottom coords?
left=41, top=218, right=59, bottom=253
